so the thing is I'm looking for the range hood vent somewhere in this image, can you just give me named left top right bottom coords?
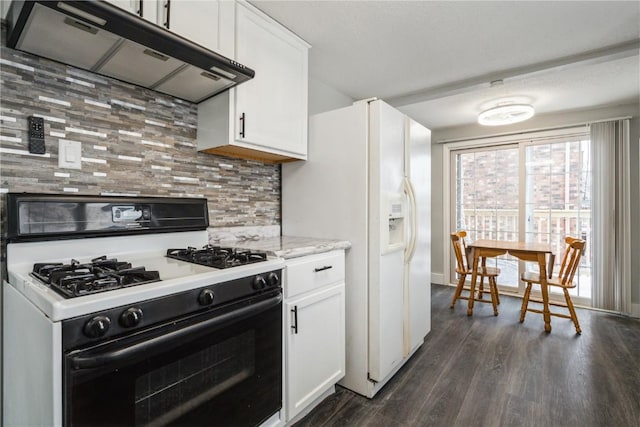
left=5, top=1, right=255, bottom=103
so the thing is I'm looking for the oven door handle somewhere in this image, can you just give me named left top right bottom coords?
left=70, top=292, right=282, bottom=371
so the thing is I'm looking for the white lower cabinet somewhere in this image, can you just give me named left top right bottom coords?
left=284, top=251, right=345, bottom=423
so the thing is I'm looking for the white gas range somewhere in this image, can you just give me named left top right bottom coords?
left=3, top=193, right=285, bottom=427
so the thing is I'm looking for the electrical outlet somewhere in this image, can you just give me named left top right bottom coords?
left=28, top=116, right=46, bottom=154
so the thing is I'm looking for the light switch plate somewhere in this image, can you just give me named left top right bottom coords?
left=58, top=140, right=82, bottom=169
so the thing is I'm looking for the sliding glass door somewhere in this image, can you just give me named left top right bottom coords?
left=452, top=145, right=520, bottom=289
left=450, top=132, right=592, bottom=304
left=523, top=139, right=592, bottom=301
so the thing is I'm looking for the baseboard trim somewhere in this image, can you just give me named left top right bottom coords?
left=431, top=273, right=444, bottom=285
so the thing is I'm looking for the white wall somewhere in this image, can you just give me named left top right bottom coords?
left=308, top=77, right=354, bottom=116
left=430, top=103, right=640, bottom=307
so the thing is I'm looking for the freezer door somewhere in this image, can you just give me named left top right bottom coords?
left=405, top=117, right=432, bottom=353
left=368, top=100, right=406, bottom=382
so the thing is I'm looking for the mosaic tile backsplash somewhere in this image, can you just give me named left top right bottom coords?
left=0, top=29, right=280, bottom=228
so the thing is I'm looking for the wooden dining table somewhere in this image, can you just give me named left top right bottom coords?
left=467, top=239, right=555, bottom=331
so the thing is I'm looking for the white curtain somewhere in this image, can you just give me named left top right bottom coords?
left=591, top=120, right=631, bottom=313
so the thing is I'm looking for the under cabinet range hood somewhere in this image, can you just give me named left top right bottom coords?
left=5, top=1, right=255, bottom=103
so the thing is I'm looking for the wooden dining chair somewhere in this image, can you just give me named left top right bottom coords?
left=519, top=237, right=586, bottom=334
left=450, top=231, right=501, bottom=315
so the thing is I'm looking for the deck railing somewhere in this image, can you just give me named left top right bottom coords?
left=459, top=208, right=592, bottom=298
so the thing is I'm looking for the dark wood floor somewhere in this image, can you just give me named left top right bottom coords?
left=295, top=284, right=640, bottom=427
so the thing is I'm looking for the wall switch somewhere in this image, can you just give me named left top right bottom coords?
left=28, top=116, right=46, bottom=154
left=58, top=140, right=82, bottom=169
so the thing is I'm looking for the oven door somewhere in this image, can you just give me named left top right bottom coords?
left=64, top=291, right=282, bottom=427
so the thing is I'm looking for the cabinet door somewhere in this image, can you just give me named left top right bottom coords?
left=104, top=0, right=140, bottom=14
left=161, top=0, right=231, bottom=55
left=104, top=0, right=157, bottom=23
left=286, top=283, right=345, bottom=421
left=234, top=2, right=308, bottom=158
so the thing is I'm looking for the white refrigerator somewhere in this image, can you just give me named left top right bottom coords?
left=282, top=99, right=431, bottom=398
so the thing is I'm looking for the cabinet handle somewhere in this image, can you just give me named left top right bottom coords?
left=291, top=306, right=298, bottom=334
left=163, top=0, right=171, bottom=29
left=137, top=0, right=143, bottom=17
left=314, top=265, right=333, bottom=272
left=239, top=113, right=245, bottom=138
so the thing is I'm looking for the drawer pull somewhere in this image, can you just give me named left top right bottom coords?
left=291, top=306, right=298, bottom=334
left=314, top=265, right=333, bottom=272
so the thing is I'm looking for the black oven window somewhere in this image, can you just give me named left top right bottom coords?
left=135, top=330, right=256, bottom=426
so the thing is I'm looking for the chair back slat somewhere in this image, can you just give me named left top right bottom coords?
left=557, top=236, right=575, bottom=278
left=450, top=231, right=468, bottom=273
left=557, top=237, right=586, bottom=287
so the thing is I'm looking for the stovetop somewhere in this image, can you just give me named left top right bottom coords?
left=6, top=231, right=284, bottom=321
left=29, top=245, right=270, bottom=299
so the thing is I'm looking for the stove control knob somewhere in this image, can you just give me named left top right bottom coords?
left=252, top=275, right=267, bottom=290
left=198, top=289, right=215, bottom=306
left=119, top=307, right=143, bottom=328
left=267, top=272, right=280, bottom=287
left=84, top=315, right=111, bottom=338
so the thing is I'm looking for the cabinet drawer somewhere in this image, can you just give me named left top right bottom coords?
left=285, top=251, right=345, bottom=298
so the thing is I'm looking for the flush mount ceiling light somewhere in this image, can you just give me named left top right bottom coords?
left=478, top=103, right=535, bottom=126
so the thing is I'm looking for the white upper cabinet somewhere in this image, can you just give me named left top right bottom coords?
left=104, top=0, right=158, bottom=23
left=104, top=0, right=141, bottom=14
left=233, top=2, right=309, bottom=159
left=104, top=1, right=233, bottom=57
left=109, top=0, right=310, bottom=163
left=159, top=0, right=234, bottom=58
left=197, top=1, right=310, bottom=163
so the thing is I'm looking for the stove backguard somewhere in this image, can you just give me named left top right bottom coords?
left=5, top=193, right=209, bottom=242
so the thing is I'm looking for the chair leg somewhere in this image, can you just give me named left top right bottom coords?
left=477, top=275, right=485, bottom=300
left=451, top=273, right=466, bottom=308
left=563, top=288, right=582, bottom=335
left=495, top=282, right=501, bottom=305
left=520, top=283, right=532, bottom=323
left=489, top=276, right=498, bottom=316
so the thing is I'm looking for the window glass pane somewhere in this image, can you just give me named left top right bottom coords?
left=524, top=138, right=591, bottom=298
left=454, top=146, right=519, bottom=286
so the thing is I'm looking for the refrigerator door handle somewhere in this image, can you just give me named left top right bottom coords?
left=403, top=177, right=418, bottom=262
left=408, top=178, right=418, bottom=262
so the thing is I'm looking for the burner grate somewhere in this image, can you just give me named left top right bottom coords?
left=31, top=255, right=161, bottom=298
left=166, top=245, right=267, bottom=269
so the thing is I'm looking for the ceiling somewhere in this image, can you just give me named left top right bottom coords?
left=250, top=1, right=640, bottom=130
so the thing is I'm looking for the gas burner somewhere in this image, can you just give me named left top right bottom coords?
left=31, top=255, right=161, bottom=298
left=166, top=245, right=268, bottom=269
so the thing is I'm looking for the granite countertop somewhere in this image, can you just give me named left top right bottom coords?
left=228, top=236, right=351, bottom=259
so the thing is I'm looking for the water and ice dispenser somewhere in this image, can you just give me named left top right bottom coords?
left=381, top=192, right=406, bottom=254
